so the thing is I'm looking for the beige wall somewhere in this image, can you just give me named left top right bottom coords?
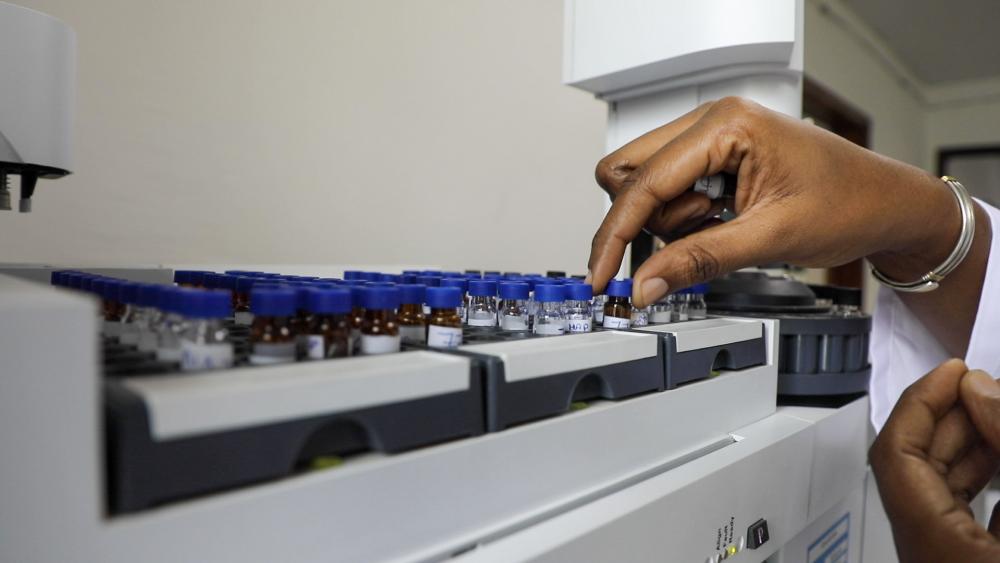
left=0, top=0, right=608, bottom=275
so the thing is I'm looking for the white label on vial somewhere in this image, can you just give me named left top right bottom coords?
left=249, top=341, right=296, bottom=365
left=674, top=312, right=689, bottom=322
left=534, top=322, right=565, bottom=336
left=305, top=335, right=326, bottom=360
left=603, top=315, right=630, bottom=329
left=234, top=311, right=254, bottom=326
left=181, top=341, right=234, bottom=371
left=360, top=334, right=401, bottom=355
left=566, top=317, right=592, bottom=333
left=427, top=325, right=463, bottom=348
left=399, top=324, right=426, bottom=344
left=468, top=317, right=496, bottom=327
left=422, top=304, right=431, bottom=316
left=631, top=310, right=649, bottom=327
left=501, top=316, right=528, bottom=331
left=650, top=311, right=672, bottom=324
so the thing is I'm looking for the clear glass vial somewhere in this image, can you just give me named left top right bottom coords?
left=179, top=289, right=235, bottom=372
left=564, top=283, right=593, bottom=333
left=498, top=282, right=530, bottom=331
left=533, top=284, right=567, bottom=336
left=154, top=287, right=186, bottom=364
left=671, top=290, right=690, bottom=322
left=426, top=286, right=464, bottom=348
left=441, top=277, right=469, bottom=321
left=602, top=279, right=633, bottom=329
left=467, top=280, right=498, bottom=327
left=688, top=283, right=709, bottom=320
left=249, top=287, right=298, bottom=365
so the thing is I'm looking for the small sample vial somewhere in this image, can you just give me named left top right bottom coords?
left=631, top=304, right=650, bottom=327
left=602, top=279, right=633, bottom=329
left=347, top=284, right=366, bottom=353
left=417, top=276, right=442, bottom=315
left=134, top=284, right=164, bottom=352
left=179, top=289, right=234, bottom=372
left=650, top=294, right=673, bottom=324
left=249, top=287, right=298, bottom=365
left=397, top=284, right=427, bottom=344
left=466, top=280, right=498, bottom=327
left=672, top=290, right=689, bottom=322
left=425, top=286, right=464, bottom=348
left=233, top=276, right=256, bottom=325
left=689, top=283, right=709, bottom=320
left=592, top=294, right=606, bottom=323
left=441, top=278, right=469, bottom=321
left=565, top=283, right=593, bottom=333
left=498, top=282, right=530, bottom=331
left=533, top=284, right=567, bottom=336
left=154, top=288, right=186, bottom=364
left=359, top=286, right=401, bottom=355
left=99, top=279, right=126, bottom=339
left=116, top=282, right=144, bottom=345
left=304, top=287, right=352, bottom=360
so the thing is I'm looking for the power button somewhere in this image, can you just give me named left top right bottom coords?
left=747, top=519, right=769, bottom=549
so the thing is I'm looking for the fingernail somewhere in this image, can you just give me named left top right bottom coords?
left=639, top=278, right=668, bottom=307
left=965, top=370, right=1000, bottom=398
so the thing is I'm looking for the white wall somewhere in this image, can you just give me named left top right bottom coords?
left=0, top=0, right=608, bottom=275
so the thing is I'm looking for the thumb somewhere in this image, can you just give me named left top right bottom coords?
left=960, top=369, right=1000, bottom=454
left=631, top=213, right=781, bottom=307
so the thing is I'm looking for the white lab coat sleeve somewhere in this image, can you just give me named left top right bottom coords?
left=869, top=199, right=1000, bottom=431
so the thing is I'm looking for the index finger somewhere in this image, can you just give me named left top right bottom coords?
left=595, top=101, right=715, bottom=198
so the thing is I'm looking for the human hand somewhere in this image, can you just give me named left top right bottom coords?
left=870, top=359, right=1000, bottom=562
left=588, top=97, right=960, bottom=307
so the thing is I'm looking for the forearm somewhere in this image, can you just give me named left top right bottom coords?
left=868, top=174, right=992, bottom=358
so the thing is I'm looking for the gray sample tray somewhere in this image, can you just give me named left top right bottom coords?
left=104, top=351, right=481, bottom=514
left=425, top=328, right=664, bottom=432
left=634, top=318, right=767, bottom=388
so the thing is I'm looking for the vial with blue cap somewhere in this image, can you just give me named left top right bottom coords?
left=397, top=284, right=427, bottom=344
left=154, top=287, right=186, bottom=364
left=467, top=280, right=498, bottom=327
left=442, top=278, right=469, bottom=321
left=304, top=287, right=352, bottom=359
left=565, top=283, right=593, bottom=333
left=671, top=289, right=690, bottom=322
left=689, top=283, right=709, bottom=320
left=178, top=289, right=235, bottom=372
left=426, top=286, right=464, bottom=348
left=650, top=292, right=673, bottom=324
left=249, top=287, right=299, bottom=365
left=360, top=286, right=401, bottom=355
left=498, top=282, right=530, bottom=331
left=133, top=284, right=165, bottom=352
left=533, top=284, right=567, bottom=336
left=116, top=282, right=144, bottom=344
left=603, top=279, right=633, bottom=329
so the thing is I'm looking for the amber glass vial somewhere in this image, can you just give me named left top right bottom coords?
left=359, top=286, right=401, bottom=355
left=397, top=284, right=427, bottom=344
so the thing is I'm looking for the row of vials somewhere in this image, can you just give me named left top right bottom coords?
left=50, top=269, right=708, bottom=373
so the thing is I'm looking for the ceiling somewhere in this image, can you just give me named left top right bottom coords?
left=842, top=0, right=1000, bottom=83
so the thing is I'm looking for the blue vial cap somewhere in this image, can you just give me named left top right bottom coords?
left=235, top=276, right=258, bottom=293
left=136, top=284, right=163, bottom=308
left=156, top=286, right=179, bottom=313
left=218, top=274, right=238, bottom=290
left=442, top=271, right=463, bottom=278
left=357, top=271, right=379, bottom=282
left=482, top=273, right=501, bottom=281
left=119, top=282, right=142, bottom=305
left=90, top=278, right=108, bottom=298
left=201, top=273, right=221, bottom=289
left=417, top=275, right=442, bottom=287
left=469, top=279, right=497, bottom=297
left=61, top=272, right=79, bottom=288
left=345, top=284, right=366, bottom=307
left=103, top=279, right=124, bottom=301
left=343, top=270, right=363, bottom=281
left=503, top=272, right=521, bottom=279
left=534, top=284, right=566, bottom=303
left=566, top=283, right=593, bottom=301
left=292, top=285, right=313, bottom=310
left=80, top=275, right=98, bottom=293
left=50, top=270, right=64, bottom=286
left=441, top=277, right=468, bottom=293
left=177, top=288, right=232, bottom=319
left=421, top=270, right=443, bottom=276
left=606, top=279, right=633, bottom=298
left=306, top=287, right=352, bottom=315
left=499, top=281, right=529, bottom=300
left=401, top=274, right=418, bottom=284
left=426, top=286, right=462, bottom=309
left=360, top=286, right=400, bottom=310
left=690, top=283, right=710, bottom=295
left=398, top=284, right=426, bottom=305
left=402, top=270, right=422, bottom=276
left=250, top=287, right=297, bottom=317
left=379, top=273, right=403, bottom=284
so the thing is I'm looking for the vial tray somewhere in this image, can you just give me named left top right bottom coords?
left=101, top=323, right=252, bottom=377
left=426, top=329, right=664, bottom=432
left=633, top=318, right=767, bottom=388
left=104, top=350, right=482, bottom=514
